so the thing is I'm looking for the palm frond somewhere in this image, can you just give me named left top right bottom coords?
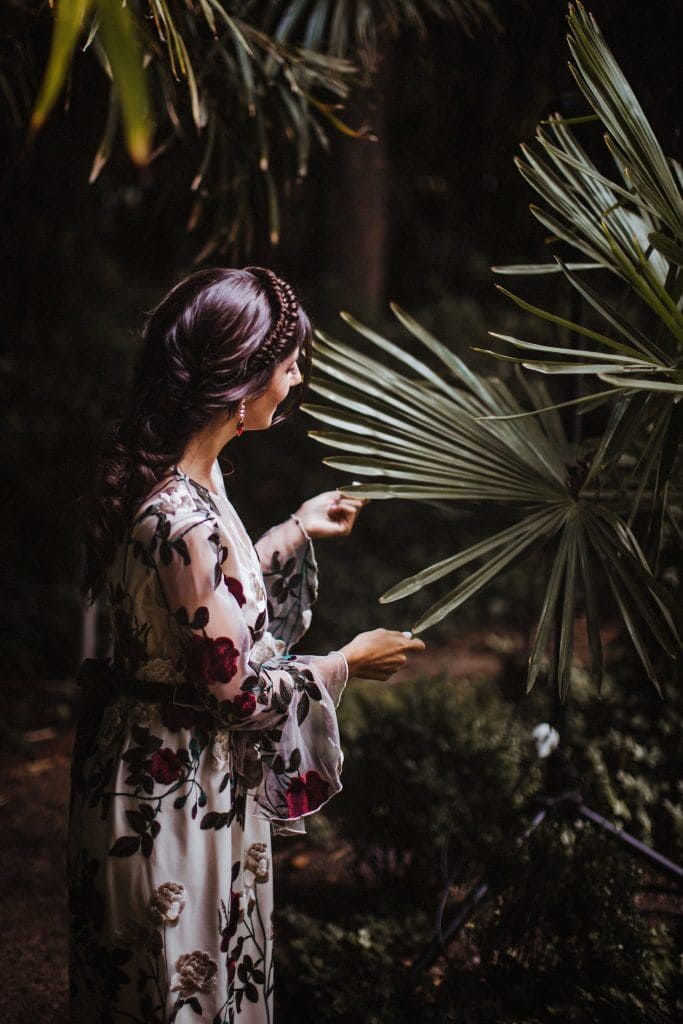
left=487, top=1, right=682, bottom=538
left=303, top=308, right=680, bottom=696
left=26, top=0, right=497, bottom=256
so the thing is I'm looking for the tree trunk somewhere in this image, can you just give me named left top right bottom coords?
left=321, top=41, right=392, bottom=320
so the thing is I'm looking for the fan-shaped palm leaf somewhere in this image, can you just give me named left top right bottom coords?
left=489, top=2, right=682, bottom=544
left=302, top=307, right=680, bottom=697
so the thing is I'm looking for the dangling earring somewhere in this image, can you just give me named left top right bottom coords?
left=236, top=399, right=247, bottom=436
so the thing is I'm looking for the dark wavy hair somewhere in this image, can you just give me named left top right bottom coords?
left=83, top=266, right=313, bottom=601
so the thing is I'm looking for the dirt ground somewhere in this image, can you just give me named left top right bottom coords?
left=0, top=721, right=73, bottom=1023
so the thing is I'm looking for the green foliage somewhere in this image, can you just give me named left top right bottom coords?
left=30, top=0, right=152, bottom=164
left=561, top=658, right=683, bottom=860
left=303, top=2, right=683, bottom=699
left=23, top=0, right=498, bottom=258
left=276, top=910, right=407, bottom=1024
left=275, top=668, right=682, bottom=1023
left=331, top=676, right=538, bottom=885
left=304, top=302, right=680, bottom=695
left=491, top=2, right=683, bottom=507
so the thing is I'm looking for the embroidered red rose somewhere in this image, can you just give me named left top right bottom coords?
left=284, top=770, right=330, bottom=818
left=185, top=635, right=240, bottom=688
left=150, top=747, right=182, bottom=784
left=224, top=576, right=246, bottom=607
left=230, top=692, right=256, bottom=716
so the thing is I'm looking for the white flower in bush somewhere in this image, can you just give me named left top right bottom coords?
left=136, top=658, right=183, bottom=685
left=170, top=949, right=218, bottom=998
left=532, top=722, right=560, bottom=759
left=150, top=881, right=186, bottom=925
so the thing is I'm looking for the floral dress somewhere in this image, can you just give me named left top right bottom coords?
left=67, top=463, right=348, bottom=1024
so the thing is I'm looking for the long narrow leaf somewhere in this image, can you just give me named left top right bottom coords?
left=558, top=517, right=579, bottom=700
left=380, top=506, right=566, bottom=601
left=30, top=0, right=95, bottom=133
left=98, top=0, right=153, bottom=164
left=577, top=526, right=603, bottom=691
left=411, top=527, right=552, bottom=635
left=527, top=534, right=568, bottom=693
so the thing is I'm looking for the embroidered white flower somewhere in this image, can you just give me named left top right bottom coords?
left=243, top=841, right=269, bottom=888
left=130, top=702, right=153, bottom=729
left=155, top=490, right=196, bottom=516
left=170, top=949, right=218, bottom=998
left=241, top=742, right=263, bottom=789
left=136, top=658, right=183, bottom=685
left=210, top=730, right=232, bottom=772
left=149, top=881, right=186, bottom=925
left=249, top=631, right=286, bottom=669
left=98, top=703, right=123, bottom=748
left=532, top=722, right=561, bottom=759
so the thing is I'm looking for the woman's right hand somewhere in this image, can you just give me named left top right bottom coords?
left=339, top=628, right=426, bottom=681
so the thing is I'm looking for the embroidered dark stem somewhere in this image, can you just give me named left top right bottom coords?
left=168, top=994, right=185, bottom=1024
left=242, top=889, right=268, bottom=966
left=253, top=893, right=274, bottom=1023
left=144, top=945, right=168, bottom=1024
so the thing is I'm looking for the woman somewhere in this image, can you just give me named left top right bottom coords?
left=68, top=266, right=425, bottom=1024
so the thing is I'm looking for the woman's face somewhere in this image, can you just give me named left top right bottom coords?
left=243, top=346, right=302, bottom=431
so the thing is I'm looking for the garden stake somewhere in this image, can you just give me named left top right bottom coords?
left=409, top=765, right=683, bottom=977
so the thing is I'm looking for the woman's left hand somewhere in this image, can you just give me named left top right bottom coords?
left=294, top=490, right=367, bottom=539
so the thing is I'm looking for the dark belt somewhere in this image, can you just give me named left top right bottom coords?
left=76, top=657, right=202, bottom=705
left=71, top=659, right=204, bottom=766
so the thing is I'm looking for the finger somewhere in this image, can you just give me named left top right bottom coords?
left=340, top=490, right=370, bottom=504
left=332, top=498, right=364, bottom=512
left=398, top=630, right=425, bottom=650
left=407, top=639, right=426, bottom=651
left=329, top=507, right=355, bottom=525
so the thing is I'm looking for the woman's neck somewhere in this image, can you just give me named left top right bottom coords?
left=179, top=417, right=237, bottom=490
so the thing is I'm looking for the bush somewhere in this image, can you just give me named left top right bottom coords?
left=275, top=668, right=681, bottom=1023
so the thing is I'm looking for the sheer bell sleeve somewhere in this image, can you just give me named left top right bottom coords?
left=254, top=514, right=318, bottom=650
left=151, top=511, right=346, bottom=828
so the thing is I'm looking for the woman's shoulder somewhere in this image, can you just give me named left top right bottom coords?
left=130, top=473, right=217, bottom=547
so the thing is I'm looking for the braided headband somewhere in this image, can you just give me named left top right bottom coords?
left=243, top=266, right=301, bottom=374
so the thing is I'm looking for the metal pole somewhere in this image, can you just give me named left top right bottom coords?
left=578, top=803, right=683, bottom=883
left=409, top=808, right=548, bottom=976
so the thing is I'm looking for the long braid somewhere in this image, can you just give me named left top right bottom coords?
left=243, top=267, right=301, bottom=373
